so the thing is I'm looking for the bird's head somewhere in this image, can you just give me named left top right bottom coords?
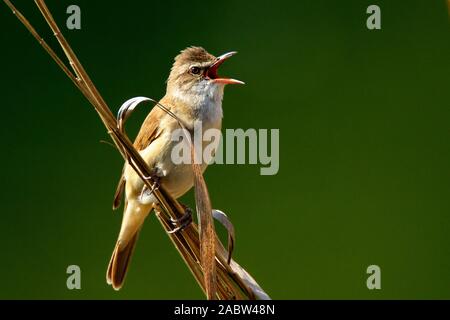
left=166, top=47, right=244, bottom=102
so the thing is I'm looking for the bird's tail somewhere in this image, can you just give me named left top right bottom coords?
left=106, top=231, right=140, bottom=290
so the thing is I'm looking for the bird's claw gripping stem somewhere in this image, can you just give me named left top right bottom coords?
left=139, top=173, right=161, bottom=201
left=167, top=207, right=193, bottom=234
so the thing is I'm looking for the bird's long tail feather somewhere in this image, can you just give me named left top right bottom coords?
left=106, top=231, right=140, bottom=290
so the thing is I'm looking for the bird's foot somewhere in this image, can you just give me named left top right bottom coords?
left=168, top=206, right=193, bottom=234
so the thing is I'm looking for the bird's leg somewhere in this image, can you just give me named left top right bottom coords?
left=167, top=205, right=193, bottom=234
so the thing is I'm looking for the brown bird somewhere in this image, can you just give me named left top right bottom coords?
left=106, top=47, right=244, bottom=290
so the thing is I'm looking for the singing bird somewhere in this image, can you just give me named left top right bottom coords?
left=106, top=47, right=244, bottom=290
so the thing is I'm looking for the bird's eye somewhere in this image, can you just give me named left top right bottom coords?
left=190, top=66, right=201, bottom=75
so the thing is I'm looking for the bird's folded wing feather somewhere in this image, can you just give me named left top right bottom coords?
left=112, top=102, right=167, bottom=209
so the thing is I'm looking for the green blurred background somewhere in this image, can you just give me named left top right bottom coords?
left=1, top=0, right=449, bottom=299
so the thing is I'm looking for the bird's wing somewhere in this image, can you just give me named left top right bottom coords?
left=112, top=102, right=167, bottom=210
left=133, top=102, right=166, bottom=151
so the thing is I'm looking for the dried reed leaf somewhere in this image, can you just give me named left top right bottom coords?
left=191, top=157, right=217, bottom=300
left=227, top=260, right=271, bottom=300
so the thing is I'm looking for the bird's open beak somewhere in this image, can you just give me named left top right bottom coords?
left=206, top=51, right=245, bottom=85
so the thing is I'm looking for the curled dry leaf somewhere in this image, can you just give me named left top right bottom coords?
left=117, top=96, right=152, bottom=132
left=212, top=209, right=235, bottom=265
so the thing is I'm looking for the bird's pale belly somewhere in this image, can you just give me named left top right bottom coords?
left=160, top=161, right=207, bottom=199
